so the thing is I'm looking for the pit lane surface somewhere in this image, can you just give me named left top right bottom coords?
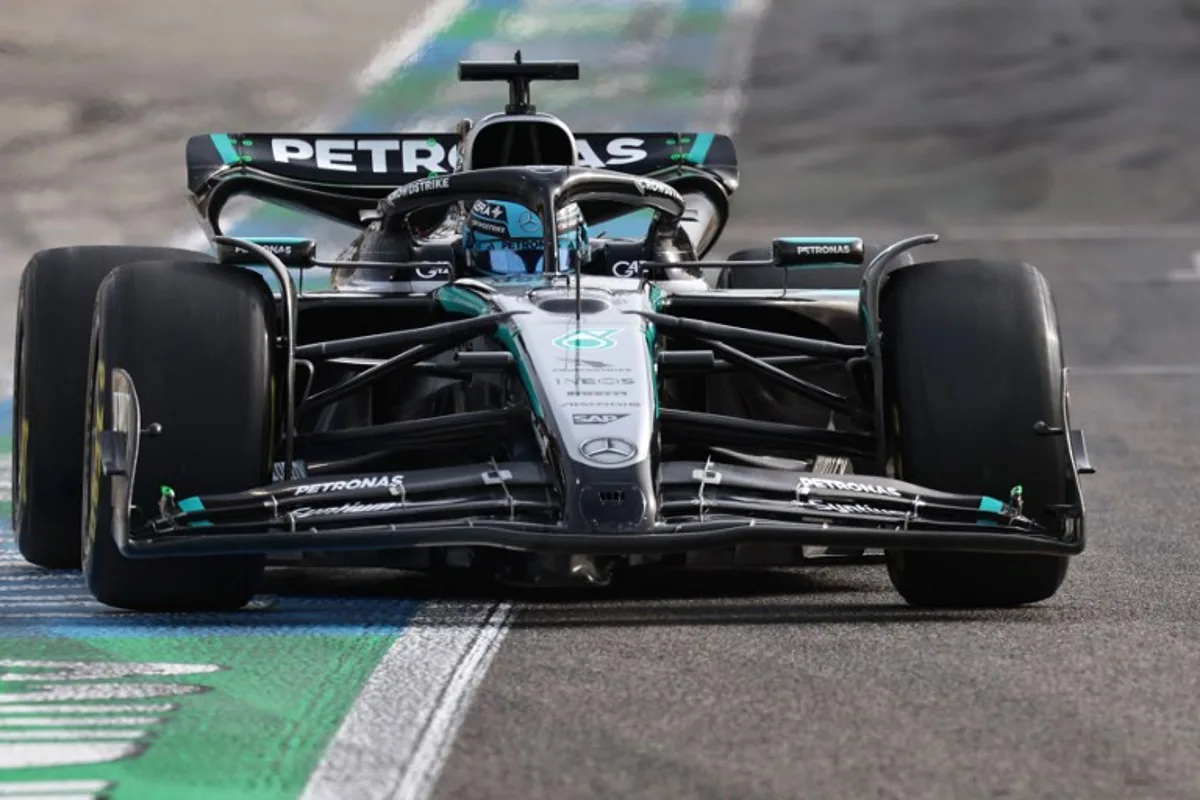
left=432, top=2, right=1200, bottom=798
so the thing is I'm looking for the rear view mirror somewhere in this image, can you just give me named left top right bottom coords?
left=772, top=237, right=865, bottom=267
left=216, top=237, right=317, bottom=268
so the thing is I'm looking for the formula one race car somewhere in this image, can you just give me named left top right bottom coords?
left=12, top=56, right=1093, bottom=611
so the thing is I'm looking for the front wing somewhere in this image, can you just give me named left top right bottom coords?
left=115, top=459, right=1081, bottom=560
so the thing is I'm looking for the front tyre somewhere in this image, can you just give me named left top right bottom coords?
left=13, top=245, right=211, bottom=568
left=881, top=259, right=1071, bottom=607
left=83, top=260, right=276, bottom=611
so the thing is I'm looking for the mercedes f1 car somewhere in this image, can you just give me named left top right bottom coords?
left=12, top=56, right=1093, bottom=611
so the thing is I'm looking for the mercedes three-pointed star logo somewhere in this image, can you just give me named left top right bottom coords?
left=579, top=437, right=638, bottom=465
left=518, top=211, right=540, bottom=232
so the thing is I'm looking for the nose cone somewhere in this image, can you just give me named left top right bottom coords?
left=489, top=280, right=662, bottom=531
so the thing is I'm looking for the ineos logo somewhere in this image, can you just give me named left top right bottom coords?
left=579, top=437, right=638, bottom=465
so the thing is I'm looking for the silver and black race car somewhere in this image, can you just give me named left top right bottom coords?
left=12, top=56, right=1093, bottom=611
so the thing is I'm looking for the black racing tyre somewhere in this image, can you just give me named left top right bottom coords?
left=13, top=245, right=212, bottom=568
left=881, top=259, right=1071, bottom=607
left=83, top=260, right=275, bottom=611
left=716, top=245, right=909, bottom=290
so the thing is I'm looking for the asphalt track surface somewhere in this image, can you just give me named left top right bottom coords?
left=4, top=1, right=1200, bottom=799
left=435, top=3, right=1200, bottom=799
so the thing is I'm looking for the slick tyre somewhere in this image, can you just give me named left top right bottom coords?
left=13, top=245, right=212, bottom=568
left=881, top=259, right=1071, bottom=607
left=716, top=245, right=910, bottom=290
left=83, top=260, right=275, bottom=611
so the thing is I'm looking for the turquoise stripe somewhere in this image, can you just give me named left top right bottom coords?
left=177, top=495, right=213, bottom=528
left=977, top=495, right=1005, bottom=526
left=209, top=133, right=239, bottom=165
left=685, top=132, right=715, bottom=164
left=978, top=496, right=1005, bottom=515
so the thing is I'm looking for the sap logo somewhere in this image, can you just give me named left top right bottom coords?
left=575, top=138, right=648, bottom=168
left=271, top=138, right=461, bottom=174
left=572, top=413, right=629, bottom=425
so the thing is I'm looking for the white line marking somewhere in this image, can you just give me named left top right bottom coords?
left=0, top=793, right=105, bottom=800
left=0, top=741, right=141, bottom=770
left=0, top=597, right=97, bottom=606
left=0, top=586, right=86, bottom=595
left=0, top=717, right=160, bottom=727
left=0, top=781, right=112, bottom=795
left=392, top=603, right=514, bottom=800
left=0, top=584, right=84, bottom=593
left=297, top=602, right=514, bottom=800
left=0, top=573, right=83, bottom=581
left=0, top=730, right=150, bottom=741
left=353, top=0, right=473, bottom=93
left=1167, top=251, right=1200, bottom=282
left=0, top=704, right=174, bottom=714
left=0, top=618, right=139, bottom=623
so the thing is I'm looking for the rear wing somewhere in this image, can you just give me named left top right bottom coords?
left=185, top=131, right=738, bottom=235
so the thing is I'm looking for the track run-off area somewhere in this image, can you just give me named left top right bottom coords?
left=6, top=1, right=1200, bottom=798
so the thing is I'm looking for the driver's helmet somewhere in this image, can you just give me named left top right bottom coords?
left=462, top=199, right=589, bottom=275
